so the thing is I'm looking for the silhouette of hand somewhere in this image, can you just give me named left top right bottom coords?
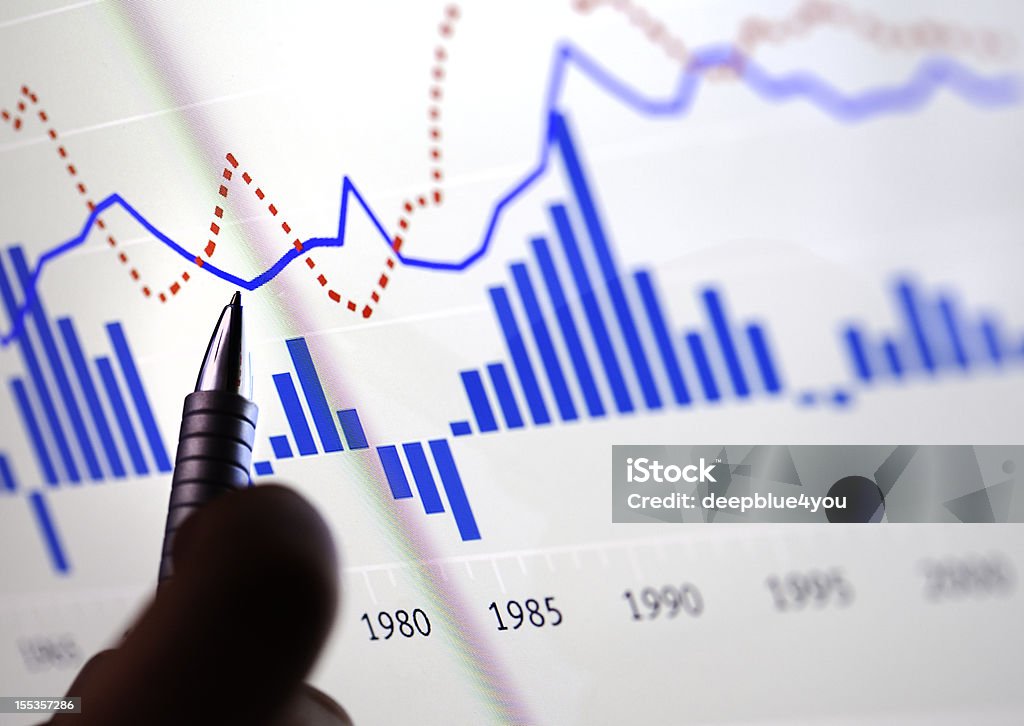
left=51, top=485, right=350, bottom=725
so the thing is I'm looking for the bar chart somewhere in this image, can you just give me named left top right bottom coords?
left=251, top=337, right=480, bottom=542
left=0, top=246, right=173, bottom=573
left=842, top=279, right=1022, bottom=384
left=448, top=114, right=785, bottom=439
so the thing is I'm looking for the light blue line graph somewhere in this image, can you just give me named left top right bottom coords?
left=0, top=43, right=1018, bottom=345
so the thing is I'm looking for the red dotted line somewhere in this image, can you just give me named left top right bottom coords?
left=4, top=7, right=465, bottom=319
left=363, top=3, right=462, bottom=318
left=196, top=6, right=464, bottom=322
left=208, top=153, right=365, bottom=313
left=1, top=86, right=160, bottom=299
left=574, top=0, right=1015, bottom=68
left=737, top=1, right=1014, bottom=59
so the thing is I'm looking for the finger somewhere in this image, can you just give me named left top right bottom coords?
left=53, top=649, right=116, bottom=700
left=58, top=657, right=353, bottom=725
left=55, top=484, right=339, bottom=726
left=274, top=684, right=353, bottom=726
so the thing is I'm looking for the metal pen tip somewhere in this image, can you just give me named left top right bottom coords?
left=194, top=290, right=252, bottom=399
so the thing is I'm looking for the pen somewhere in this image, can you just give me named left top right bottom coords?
left=158, top=291, right=258, bottom=583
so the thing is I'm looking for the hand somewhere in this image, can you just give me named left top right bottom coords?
left=51, top=485, right=351, bottom=725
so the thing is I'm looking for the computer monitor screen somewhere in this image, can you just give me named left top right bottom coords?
left=1, top=1, right=1022, bottom=723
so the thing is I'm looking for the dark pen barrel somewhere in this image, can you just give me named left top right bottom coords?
left=158, top=389, right=258, bottom=583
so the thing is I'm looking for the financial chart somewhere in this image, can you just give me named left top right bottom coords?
left=1, top=1, right=1022, bottom=723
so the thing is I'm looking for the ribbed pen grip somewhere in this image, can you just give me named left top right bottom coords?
left=158, top=390, right=258, bottom=583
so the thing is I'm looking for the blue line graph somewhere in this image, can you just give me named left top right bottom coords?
left=0, top=43, right=1018, bottom=344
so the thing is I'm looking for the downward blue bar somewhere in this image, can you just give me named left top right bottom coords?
left=882, top=338, right=904, bottom=377
left=896, top=281, right=935, bottom=373
left=980, top=318, right=1003, bottom=364
left=937, top=297, right=969, bottom=370
left=510, top=262, right=578, bottom=421
left=530, top=236, right=605, bottom=417
left=685, top=333, right=720, bottom=401
left=701, top=288, right=749, bottom=397
left=0, top=455, right=15, bottom=492
left=377, top=445, right=412, bottom=499
left=550, top=204, right=632, bottom=413
left=746, top=324, right=781, bottom=393
left=10, top=378, right=57, bottom=485
left=844, top=326, right=872, bottom=382
left=403, top=443, right=445, bottom=514
left=486, top=363, right=524, bottom=429
left=552, top=113, right=662, bottom=410
left=10, top=249, right=101, bottom=480
left=96, top=357, right=148, bottom=476
left=449, top=420, right=472, bottom=437
left=57, top=318, right=125, bottom=478
left=270, top=435, right=294, bottom=459
left=28, top=491, right=69, bottom=574
left=489, top=286, right=550, bottom=425
left=0, top=253, right=78, bottom=482
left=460, top=370, right=498, bottom=433
left=336, top=409, right=369, bottom=449
left=272, top=373, right=317, bottom=456
left=429, top=439, right=481, bottom=541
left=106, top=323, right=172, bottom=472
left=634, top=270, right=691, bottom=405
left=286, top=338, right=344, bottom=453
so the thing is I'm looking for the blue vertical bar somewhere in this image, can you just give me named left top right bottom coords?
left=510, top=262, right=578, bottom=421
left=269, top=435, right=294, bottom=459
left=980, top=318, right=1003, bottom=364
left=486, top=363, right=524, bottom=429
left=10, top=378, right=57, bottom=485
left=551, top=113, right=662, bottom=410
left=10, top=249, right=101, bottom=480
left=402, top=443, right=445, bottom=514
left=937, top=297, right=969, bottom=370
left=531, top=236, right=605, bottom=417
left=882, top=338, right=903, bottom=377
left=0, top=253, right=78, bottom=482
left=685, top=333, right=720, bottom=401
left=550, top=204, right=632, bottom=413
left=0, top=455, right=15, bottom=492
left=489, top=286, right=550, bottom=425
left=28, top=491, right=69, bottom=574
left=272, top=373, right=317, bottom=456
left=896, top=281, right=934, bottom=373
left=285, top=338, right=344, bottom=453
left=429, top=439, right=481, bottom=541
left=253, top=461, right=274, bottom=476
left=336, top=409, right=369, bottom=450
left=746, top=324, right=782, bottom=393
left=57, top=318, right=125, bottom=478
left=843, top=326, right=872, bottom=382
left=460, top=370, right=498, bottom=433
left=377, top=445, right=412, bottom=499
left=449, top=421, right=472, bottom=437
left=96, top=357, right=148, bottom=476
left=106, top=323, right=172, bottom=472
left=634, top=270, right=691, bottom=405
left=701, top=289, right=749, bottom=397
